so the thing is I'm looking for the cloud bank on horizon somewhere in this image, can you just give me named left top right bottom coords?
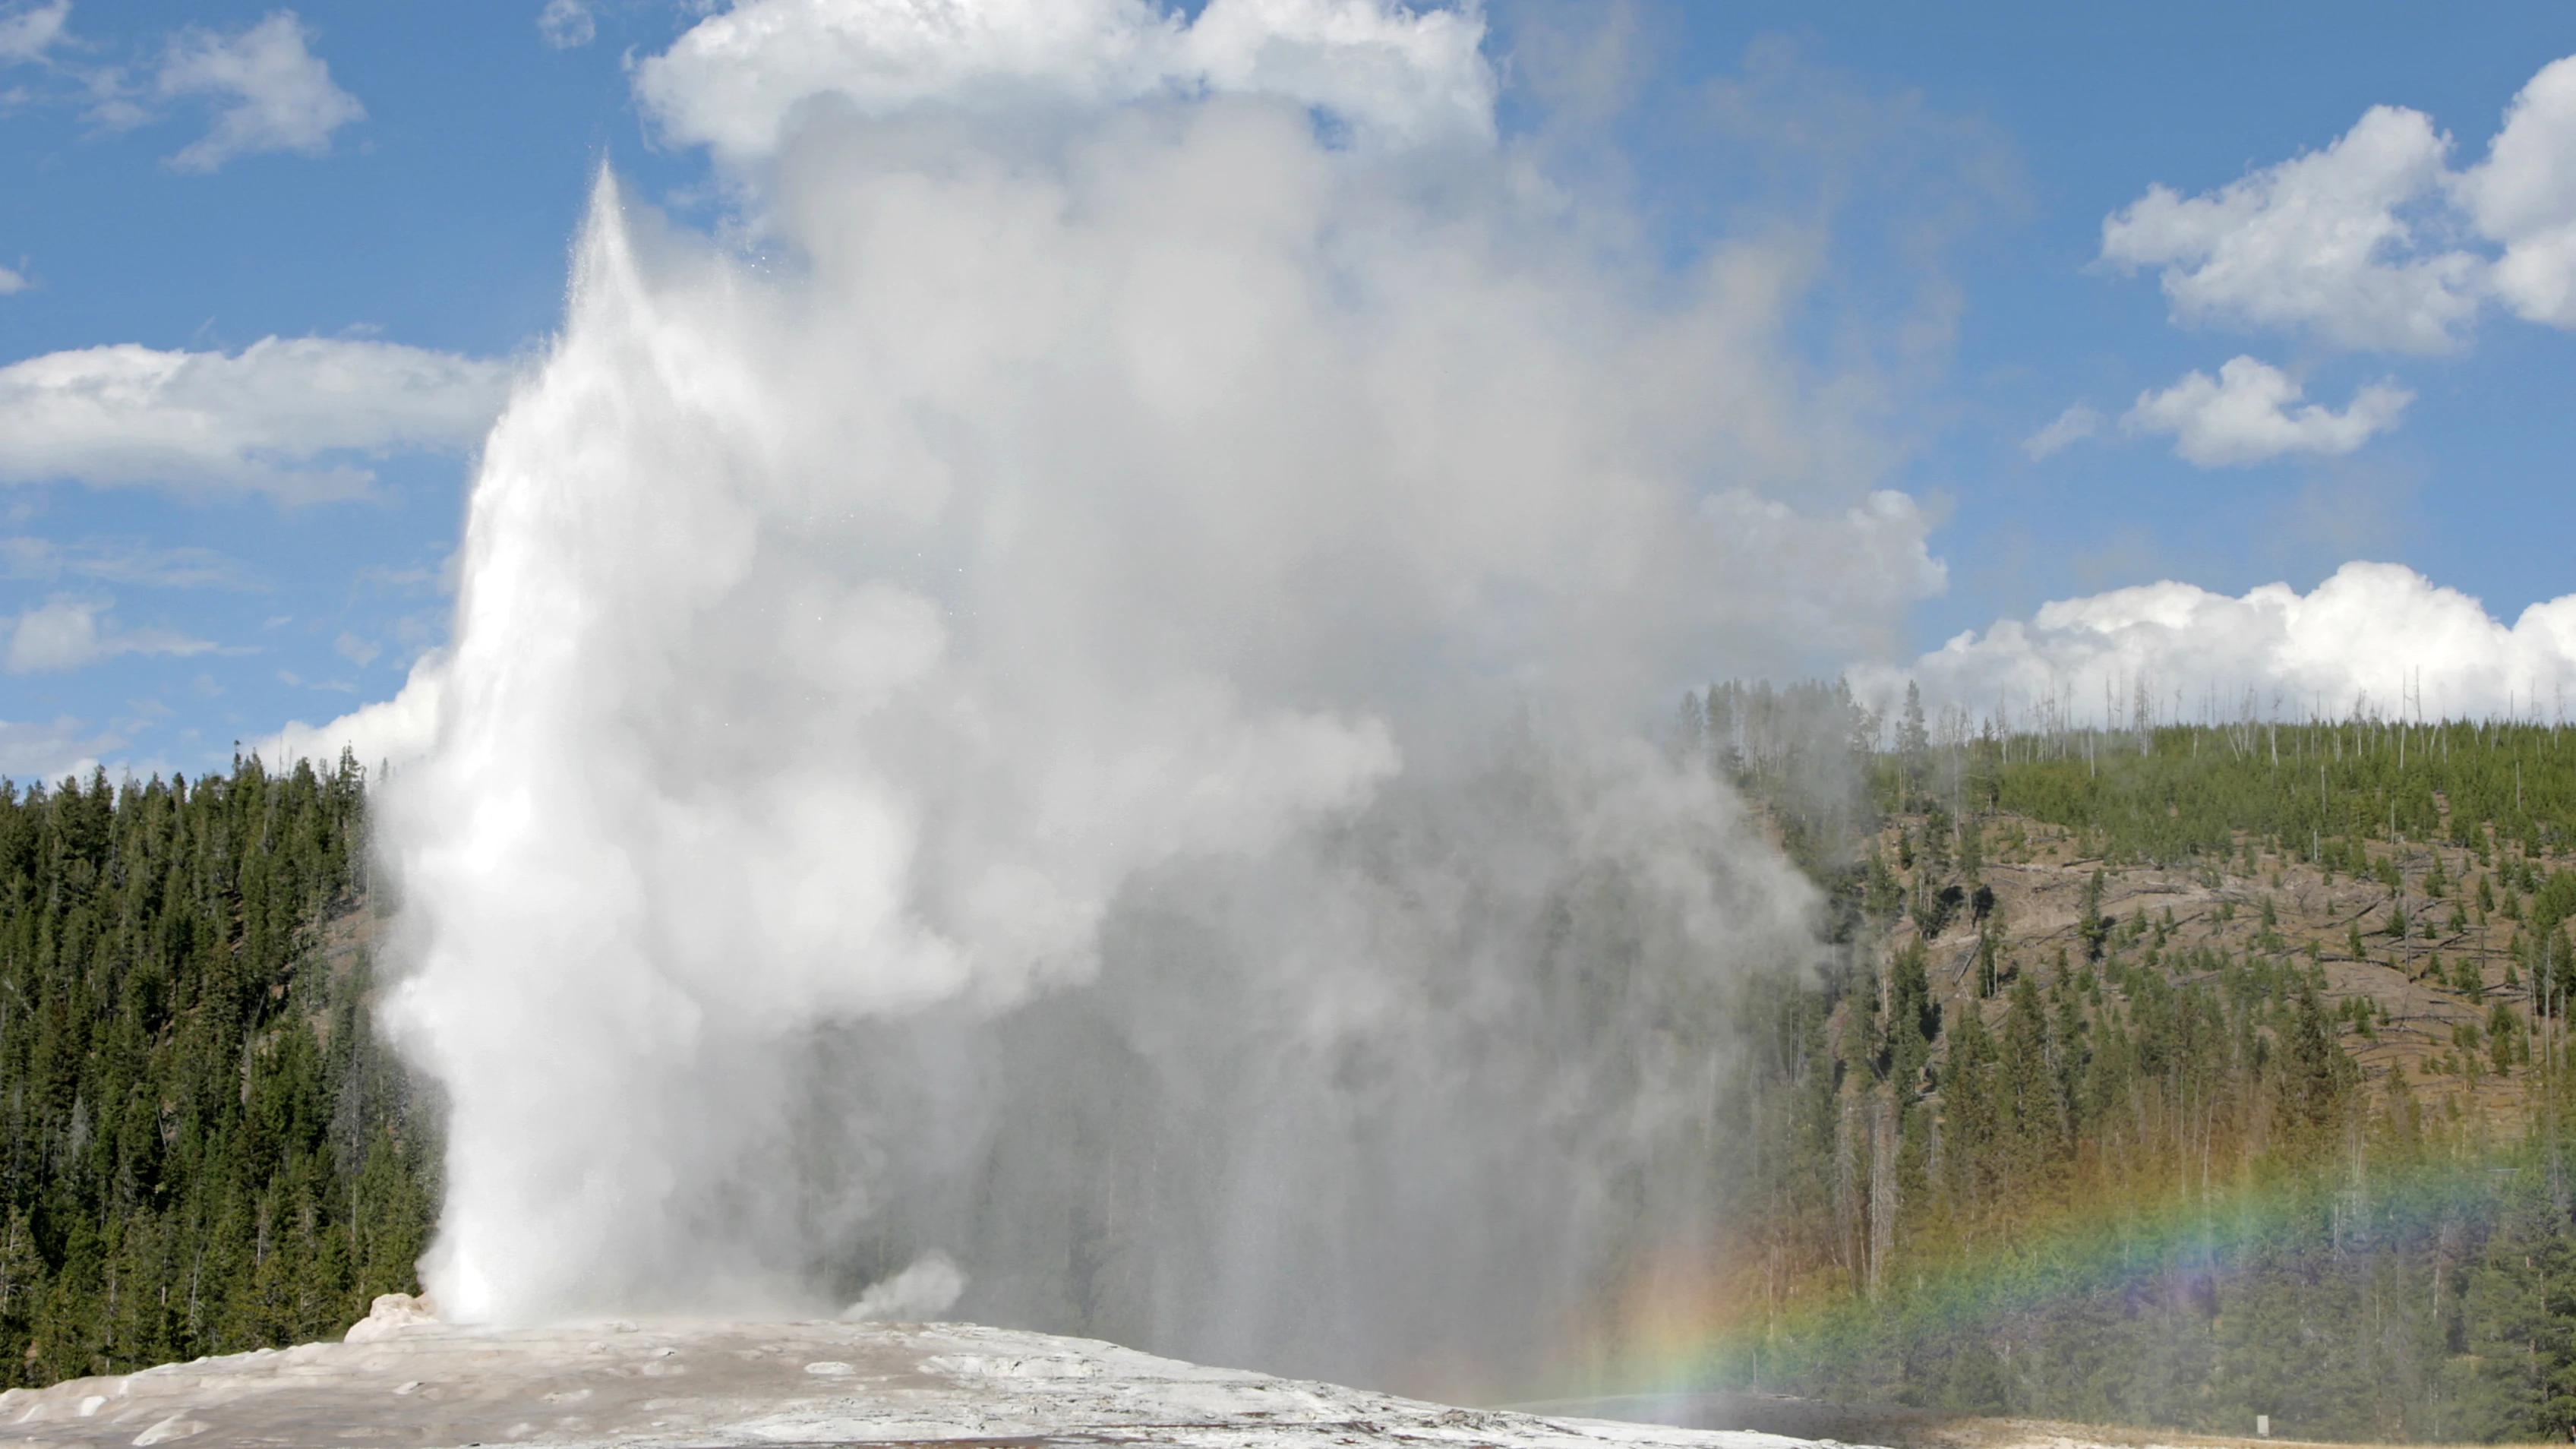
left=1863, top=561, right=2576, bottom=728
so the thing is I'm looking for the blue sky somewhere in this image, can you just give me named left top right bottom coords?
left=5, top=0, right=2576, bottom=778
left=1610, top=2, right=2576, bottom=632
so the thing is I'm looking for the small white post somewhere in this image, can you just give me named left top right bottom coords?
left=2257, top=1415, right=2271, bottom=1438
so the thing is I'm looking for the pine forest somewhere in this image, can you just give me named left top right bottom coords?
left=0, top=756, right=432, bottom=1386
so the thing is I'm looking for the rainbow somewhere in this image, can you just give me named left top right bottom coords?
left=1550, top=1146, right=2547, bottom=1425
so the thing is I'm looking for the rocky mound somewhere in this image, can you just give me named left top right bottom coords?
left=0, top=1305, right=1831, bottom=1449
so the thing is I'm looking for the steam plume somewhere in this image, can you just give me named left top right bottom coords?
left=376, top=0, right=1937, bottom=1390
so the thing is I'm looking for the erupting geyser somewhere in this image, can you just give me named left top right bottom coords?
left=373, top=0, right=1943, bottom=1394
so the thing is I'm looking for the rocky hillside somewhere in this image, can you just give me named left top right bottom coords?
left=1690, top=693, right=2576, bottom=1443
left=1897, top=807, right=2559, bottom=1129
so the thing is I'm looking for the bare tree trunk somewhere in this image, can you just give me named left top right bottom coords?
left=1867, top=1097, right=1897, bottom=1300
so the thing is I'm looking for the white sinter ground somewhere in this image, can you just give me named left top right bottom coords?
left=0, top=1305, right=1856, bottom=1449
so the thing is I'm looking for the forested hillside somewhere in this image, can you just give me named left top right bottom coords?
left=1689, top=683, right=2576, bottom=1444
left=0, top=756, right=432, bottom=1385
left=19, top=699, right=2576, bottom=1443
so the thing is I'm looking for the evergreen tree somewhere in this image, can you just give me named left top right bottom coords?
left=2461, top=1179, right=2576, bottom=1439
left=1898, top=683, right=1930, bottom=770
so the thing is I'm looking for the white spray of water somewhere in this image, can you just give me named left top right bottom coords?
left=841, top=1251, right=965, bottom=1321
left=379, top=0, right=1945, bottom=1387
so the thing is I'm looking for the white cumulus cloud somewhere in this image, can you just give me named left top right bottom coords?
left=2458, top=55, right=2576, bottom=327
left=633, top=0, right=1495, bottom=169
left=2101, top=104, right=2483, bottom=354
left=1867, top=561, right=2576, bottom=725
left=2121, top=355, right=2410, bottom=466
left=0, top=336, right=511, bottom=500
left=4, top=596, right=213, bottom=674
left=0, top=0, right=68, bottom=65
left=2099, top=51, right=2576, bottom=357
left=156, top=10, right=364, bottom=172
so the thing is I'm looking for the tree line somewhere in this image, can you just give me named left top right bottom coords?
left=0, top=755, right=432, bottom=1385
